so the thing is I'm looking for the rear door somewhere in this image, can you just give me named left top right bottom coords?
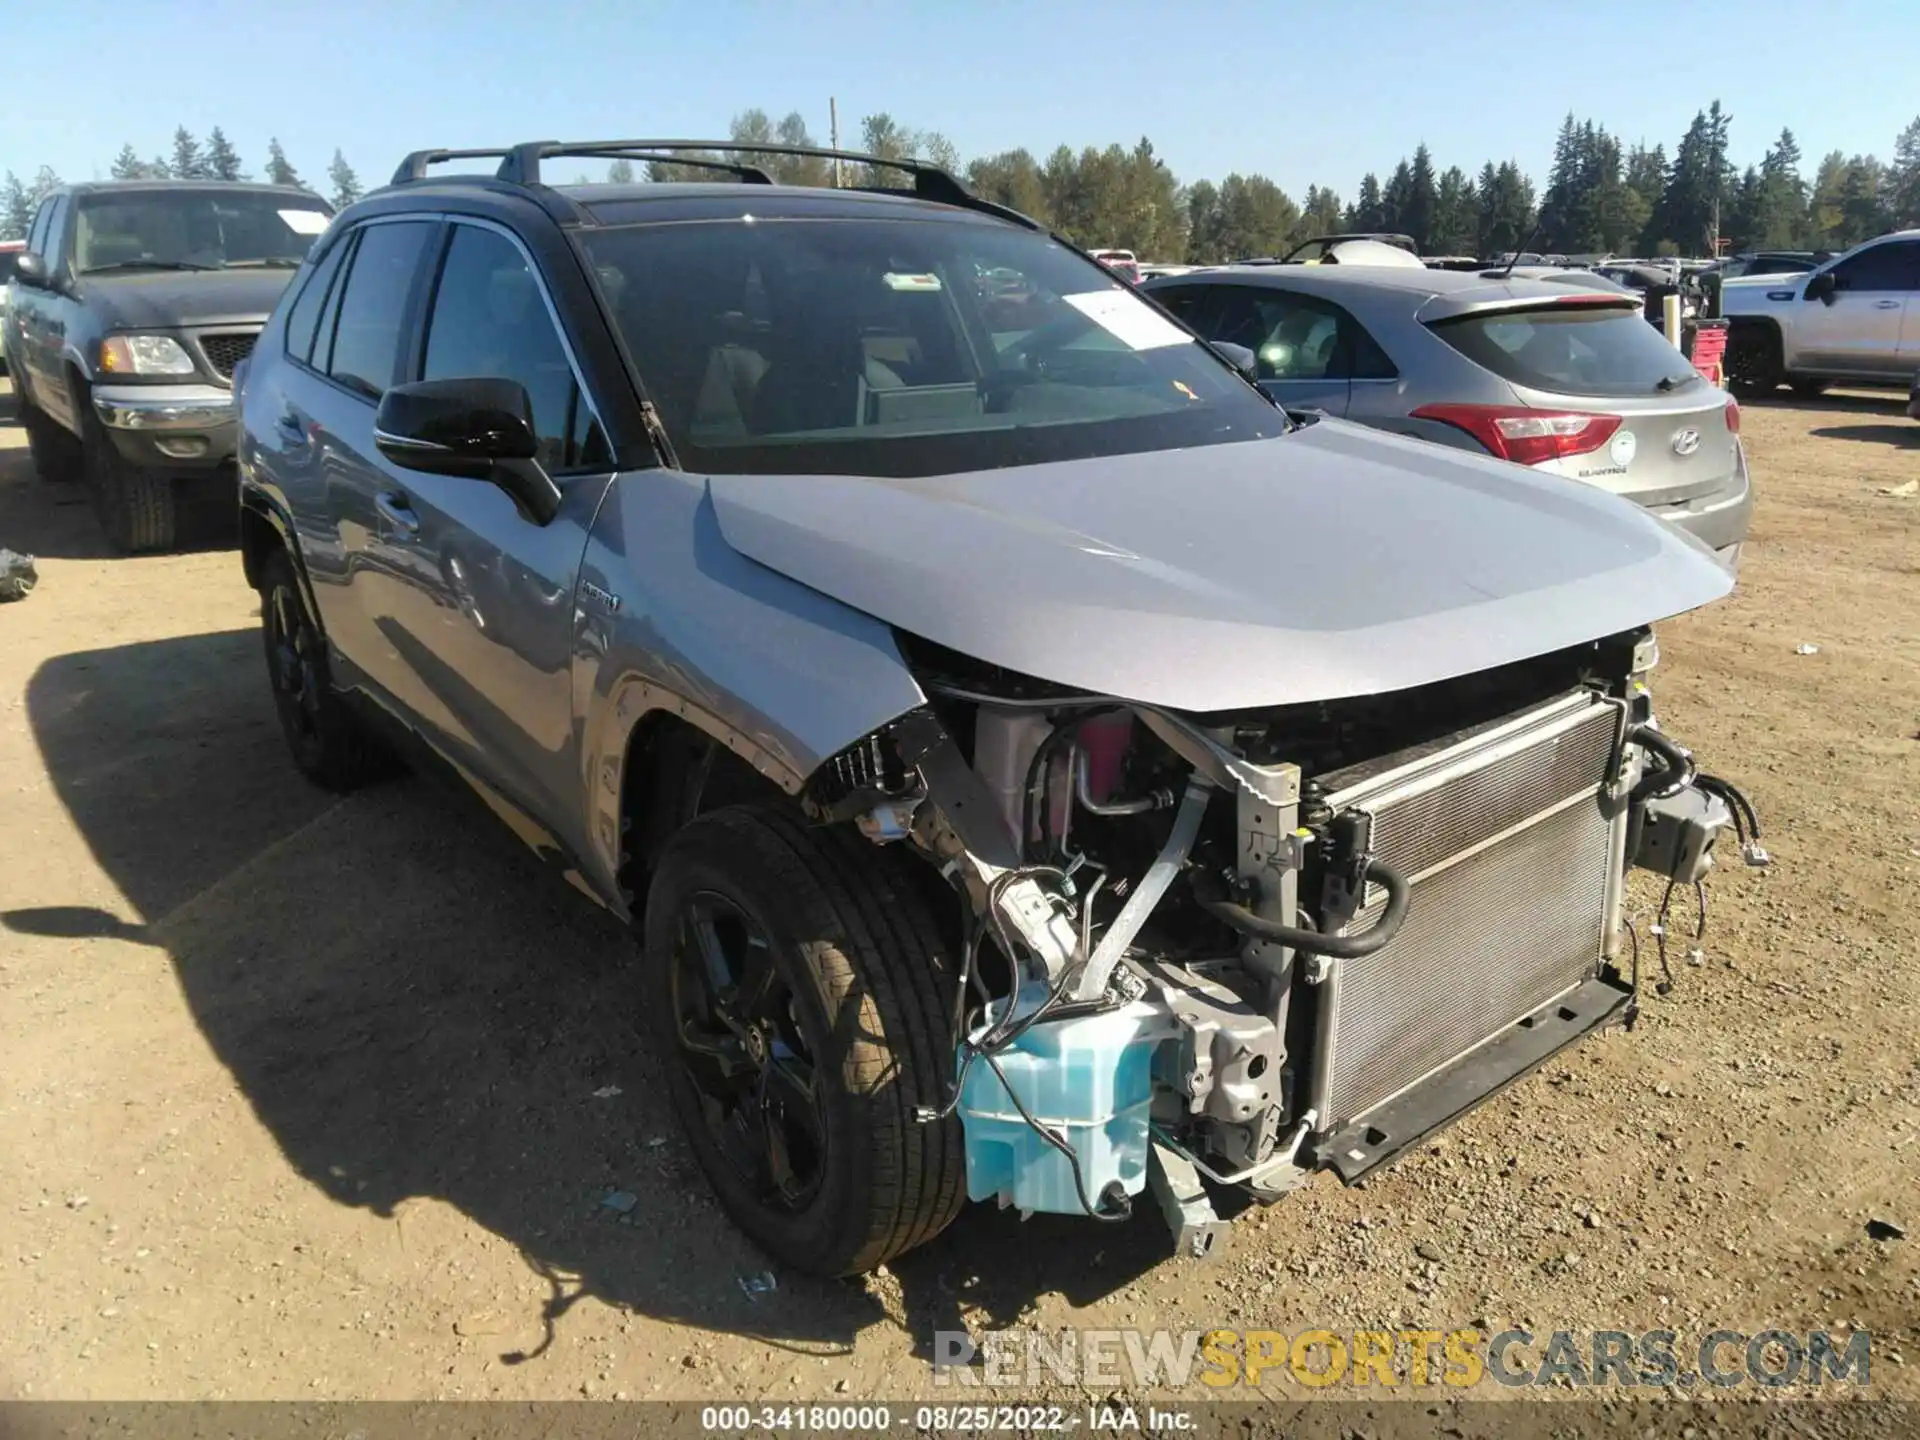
left=360, top=218, right=615, bottom=830
left=1795, top=240, right=1918, bottom=377
left=282, top=216, right=448, bottom=724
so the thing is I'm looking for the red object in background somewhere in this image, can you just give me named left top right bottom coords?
left=1076, top=713, right=1134, bottom=806
left=1689, top=322, right=1728, bottom=386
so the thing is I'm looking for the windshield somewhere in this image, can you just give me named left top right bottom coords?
left=579, top=217, right=1285, bottom=477
left=73, top=191, right=331, bottom=274
left=1430, top=304, right=1704, bottom=399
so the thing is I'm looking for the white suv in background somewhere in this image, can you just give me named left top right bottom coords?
left=1722, top=230, right=1920, bottom=397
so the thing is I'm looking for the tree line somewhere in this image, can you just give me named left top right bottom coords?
left=7, top=106, right=1919, bottom=263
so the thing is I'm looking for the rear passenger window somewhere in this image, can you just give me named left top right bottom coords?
left=326, top=221, right=434, bottom=399
left=283, top=239, right=350, bottom=366
left=422, top=224, right=610, bottom=471
left=1148, top=285, right=1214, bottom=327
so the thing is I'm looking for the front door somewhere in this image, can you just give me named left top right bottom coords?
left=358, top=220, right=616, bottom=835
left=1796, top=240, right=1919, bottom=377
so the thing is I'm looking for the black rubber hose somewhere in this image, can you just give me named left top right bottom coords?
left=1629, top=723, right=1696, bottom=801
left=1192, top=859, right=1412, bottom=960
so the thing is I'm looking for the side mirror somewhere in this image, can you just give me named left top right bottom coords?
left=1211, top=341, right=1259, bottom=378
left=375, top=377, right=561, bottom=524
left=13, top=251, right=49, bottom=289
left=1805, top=271, right=1837, bottom=304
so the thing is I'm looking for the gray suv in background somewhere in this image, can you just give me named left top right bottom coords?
left=1147, top=265, right=1752, bottom=567
left=4, top=180, right=332, bottom=551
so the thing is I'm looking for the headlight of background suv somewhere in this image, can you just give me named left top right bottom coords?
left=99, top=334, right=197, bottom=377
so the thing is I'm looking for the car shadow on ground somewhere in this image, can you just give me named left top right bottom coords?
left=8, top=630, right=1172, bottom=1368
left=1808, top=422, right=1920, bottom=448
left=0, top=385, right=239, bottom=560
left=1739, top=389, right=1909, bottom=419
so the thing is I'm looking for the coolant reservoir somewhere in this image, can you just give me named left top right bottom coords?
left=957, top=994, right=1172, bottom=1216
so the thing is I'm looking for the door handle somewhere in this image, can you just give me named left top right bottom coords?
left=374, top=490, right=421, bottom=539
left=1873, top=299, right=1901, bottom=309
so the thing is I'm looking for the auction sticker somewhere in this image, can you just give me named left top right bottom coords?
left=1064, top=289, right=1188, bottom=350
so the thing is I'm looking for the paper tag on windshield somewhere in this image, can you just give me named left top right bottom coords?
left=279, top=209, right=330, bottom=236
left=1064, top=289, right=1189, bottom=350
left=882, top=272, right=942, bottom=291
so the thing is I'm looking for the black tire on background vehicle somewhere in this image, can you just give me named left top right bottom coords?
left=82, top=411, right=177, bottom=553
left=1789, top=378, right=1831, bottom=399
left=642, top=805, right=965, bottom=1276
left=258, top=548, right=396, bottom=792
left=1725, top=322, right=1783, bottom=398
left=20, top=398, right=83, bottom=484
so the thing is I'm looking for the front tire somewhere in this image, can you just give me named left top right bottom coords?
left=643, top=805, right=965, bottom=1276
left=21, top=395, right=83, bottom=484
left=1726, top=323, right=1783, bottom=398
left=83, top=411, right=176, bottom=553
left=258, top=548, right=395, bottom=792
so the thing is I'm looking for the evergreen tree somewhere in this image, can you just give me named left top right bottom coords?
left=1380, top=158, right=1414, bottom=233
left=1808, top=150, right=1850, bottom=247
left=204, top=126, right=245, bottom=181
left=265, top=138, right=302, bottom=189
left=606, top=158, right=636, bottom=184
left=170, top=126, right=205, bottom=181
left=110, top=145, right=146, bottom=180
left=1402, top=144, right=1438, bottom=251
left=1298, top=184, right=1344, bottom=239
left=1346, top=173, right=1385, bottom=231
left=1430, top=166, right=1477, bottom=254
left=1476, top=160, right=1536, bottom=257
left=1754, top=128, right=1808, bottom=247
left=1888, top=115, right=1920, bottom=228
left=968, top=148, right=1051, bottom=224
left=327, top=150, right=362, bottom=210
left=1, top=173, right=31, bottom=240
left=1837, top=156, right=1889, bottom=246
left=1647, top=104, right=1733, bottom=255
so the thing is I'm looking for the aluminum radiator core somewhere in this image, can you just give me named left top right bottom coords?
left=1310, top=693, right=1626, bottom=1130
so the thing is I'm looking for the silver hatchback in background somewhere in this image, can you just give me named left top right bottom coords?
left=1146, top=265, right=1752, bottom=567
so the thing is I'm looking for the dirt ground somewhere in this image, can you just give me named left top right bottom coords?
left=0, top=378, right=1915, bottom=1407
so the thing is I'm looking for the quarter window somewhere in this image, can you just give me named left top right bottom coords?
left=1202, top=287, right=1397, bottom=382
left=421, top=224, right=609, bottom=471
left=326, top=220, right=434, bottom=399
left=283, top=238, right=351, bottom=366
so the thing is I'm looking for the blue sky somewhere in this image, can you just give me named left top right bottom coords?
left=10, top=0, right=1915, bottom=198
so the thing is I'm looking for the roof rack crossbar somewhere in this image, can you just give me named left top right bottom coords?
left=490, top=138, right=1041, bottom=229
left=390, top=148, right=518, bottom=186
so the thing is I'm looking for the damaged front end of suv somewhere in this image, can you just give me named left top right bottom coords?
left=804, top=622, right=1760, bottom=1260
left=702, top=424, right=1768, bottom=1267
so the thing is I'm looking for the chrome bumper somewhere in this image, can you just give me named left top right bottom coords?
left=92, top=384, right=234, bottom=431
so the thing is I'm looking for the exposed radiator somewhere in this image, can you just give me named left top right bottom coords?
left=1309, top=693, right=1626, bottom=1130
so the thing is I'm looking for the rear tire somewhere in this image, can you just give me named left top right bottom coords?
left=83, top=411, right=177, bottom=553
left=642, top=805, right=965, bottom=1276
left=21, top=396, right=83, bottom=484
left=258, top=548, right=396, bottom=792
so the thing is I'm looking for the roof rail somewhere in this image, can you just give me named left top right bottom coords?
left=492, top=139, right=1042, bottom=230
left=390, top=148, right=518, bottom=186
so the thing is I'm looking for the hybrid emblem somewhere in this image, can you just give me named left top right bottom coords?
left=1671, top=428, right=1702, bottom=457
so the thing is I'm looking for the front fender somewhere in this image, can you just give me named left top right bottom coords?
left=574, top=470, right=928, bottom=907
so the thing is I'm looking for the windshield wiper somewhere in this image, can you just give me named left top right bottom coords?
left=1654, top=373, right=1693, bottom=392
left=81, top=260, right=216, bottom=274
left=220, top=258, right=301, bottom=269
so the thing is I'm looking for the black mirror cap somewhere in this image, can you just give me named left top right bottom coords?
left=14, top=251, right=49, bottom=288
left=374, top=377, right=540, bottom=477
left=1806, top=271, right=1837, bottom=303
left=1211, top=340, right=1259, bottom=378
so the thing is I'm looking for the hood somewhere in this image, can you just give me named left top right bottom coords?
left=707, top=419, right=1733, bottom=713
left=73, top=268, right=298, bottom=330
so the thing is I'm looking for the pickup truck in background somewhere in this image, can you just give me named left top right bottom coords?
left=1721, top=229, right=1920, bottom=399
left=3, top=180, right=331, bottom=552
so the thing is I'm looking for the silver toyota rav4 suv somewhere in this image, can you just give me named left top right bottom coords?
left=236, top=139, right=1762, bottom=1276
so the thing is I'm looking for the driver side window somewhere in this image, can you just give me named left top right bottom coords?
left=420, top=224, right=610, bottom=472
left=1829, top=242, right=1920, bottom=293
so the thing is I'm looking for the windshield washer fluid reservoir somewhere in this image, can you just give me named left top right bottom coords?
left=957, top=992, right=1173, bottom=1215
